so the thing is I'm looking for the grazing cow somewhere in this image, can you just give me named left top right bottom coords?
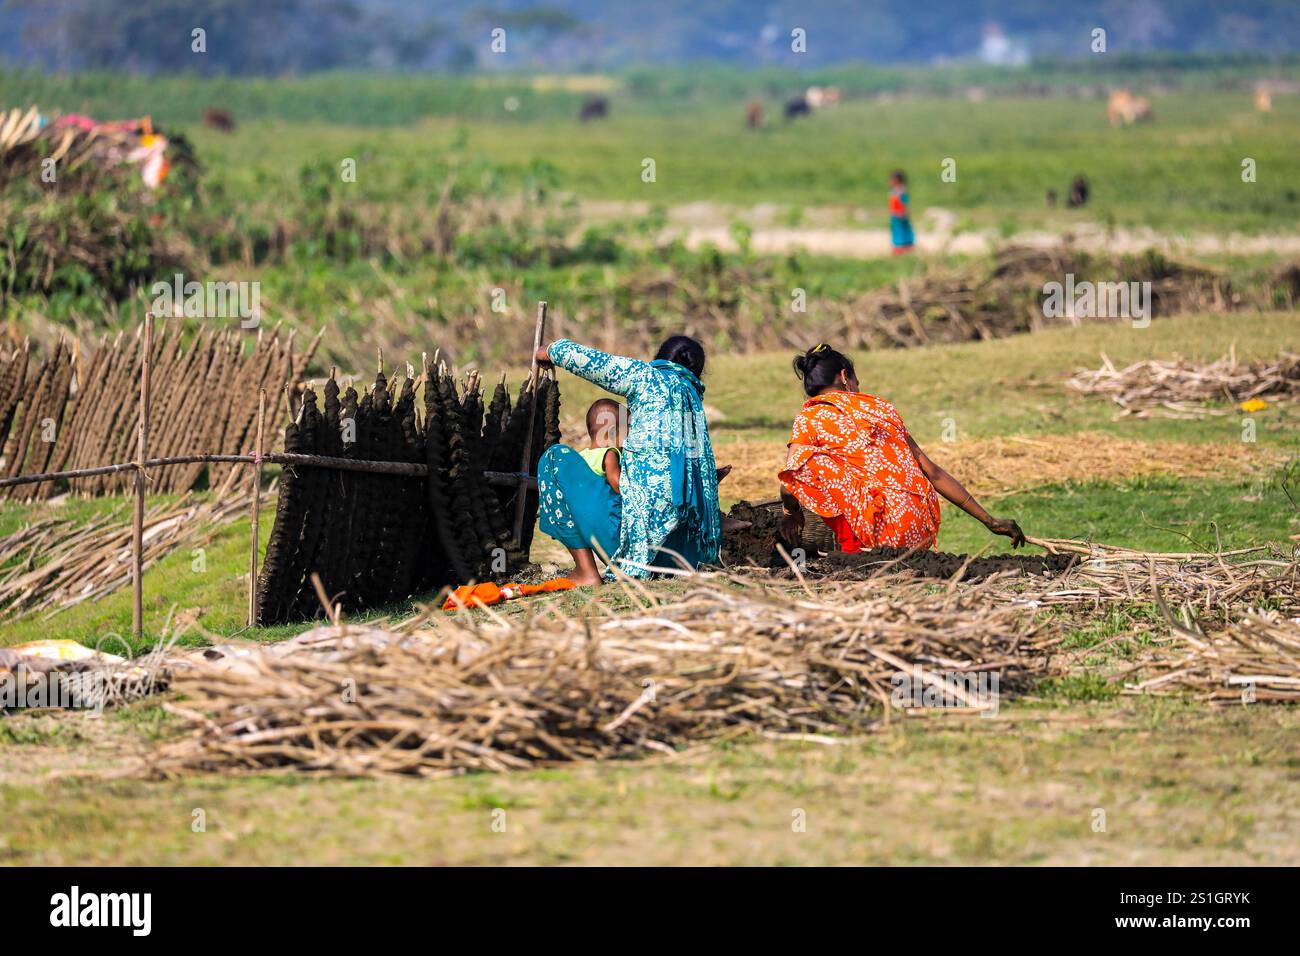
left=579, top=95, right=609, bottom=122
left=202, top=108, right=235, bottom=132
left=784, top=96, right=811, bottom=120
left=1107, top=89, right=1153, bottom=126
left=746, top=100, right=764, bottom=129
left=1067, top=175, right=1089, bottom=209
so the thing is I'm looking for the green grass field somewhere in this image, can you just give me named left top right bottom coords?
left=3, top=699, right=1296, bottom=865
left=170, top=91, right=1300, bottom=232
left=2, top=308, right=1296, bottom=868
left=8, top=68, right=1300, bottom=366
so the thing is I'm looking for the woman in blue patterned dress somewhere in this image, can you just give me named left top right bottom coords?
left=535, top=335, right=722, bottom=584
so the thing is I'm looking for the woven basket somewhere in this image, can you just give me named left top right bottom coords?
left=753, top=498, right=840, bottom=554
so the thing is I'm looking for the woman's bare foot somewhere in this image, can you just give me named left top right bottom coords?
left=566, top=547, right=604, bottom=586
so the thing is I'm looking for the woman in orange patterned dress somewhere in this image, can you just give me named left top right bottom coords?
left=777, top=344, right=1025, bottom=552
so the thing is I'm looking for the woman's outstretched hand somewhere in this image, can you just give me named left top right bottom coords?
left=985, top=517, right=1026, bottom=548
left=534, top=344, right=553, bottom=367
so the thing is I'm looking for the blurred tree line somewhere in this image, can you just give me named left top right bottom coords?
left=2, top=0, right=1298, bottom=74
left=5, top=0, right=468, bottom=73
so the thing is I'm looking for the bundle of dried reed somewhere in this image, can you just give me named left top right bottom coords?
left=150, top=570, right=1047, bottom=777
left=1066, top=351, right=1300, bottom=418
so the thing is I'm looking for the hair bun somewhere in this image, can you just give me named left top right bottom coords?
left=792, top=344, right=855, bottom=396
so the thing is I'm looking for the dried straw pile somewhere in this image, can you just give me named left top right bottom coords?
left=505, top=246, right=1265, bottom=363
left=0, top=106, right=196, bottom=190
left=153, top=571, right=1046, bottom=777
left=1129, top=611, right=1300, bottom=703
left=709, top=434, right=1281, bottom=507
left=1066, top=351, right=1300, bottom=418
left=1015, top=539, right=1300, bottom=703
left=133, top=542, right=1300, bottom=778
left=1028, top=539, right=1298, bottom=619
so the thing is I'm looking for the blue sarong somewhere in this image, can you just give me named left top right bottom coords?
left=537, top=445, right=621, bottom=560
left=890, top=215, right=914, bottom=248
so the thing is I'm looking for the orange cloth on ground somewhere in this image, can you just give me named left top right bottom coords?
left=443, top=577, right=576, bottom=611
left=778, top=390, right=940, bottom=549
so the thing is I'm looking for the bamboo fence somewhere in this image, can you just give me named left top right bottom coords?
left=0, top=312, right=560, bottom=636
left=0, top=321, right=320, bottom=499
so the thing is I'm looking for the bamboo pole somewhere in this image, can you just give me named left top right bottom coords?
left=132, top=313, right=154, bottom=642
left=247, top=388, right=266, bottom=626
left=512, top=301, right=547, bottom=550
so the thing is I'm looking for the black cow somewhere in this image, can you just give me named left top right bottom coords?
left=579, top=96, right=609, bottom=122
left=784, top=96, right=811, bottom=120
left=1067, top=174, right=1090, bottom=208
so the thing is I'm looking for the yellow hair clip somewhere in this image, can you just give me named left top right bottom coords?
left=811, top=343, right=829, bottom=353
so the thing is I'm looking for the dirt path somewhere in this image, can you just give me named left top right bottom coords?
left=581, top=200, right=1300, bottom=259
left=680, top=224, right=1300, bottom=259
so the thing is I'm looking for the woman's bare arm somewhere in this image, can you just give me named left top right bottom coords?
left=603, top=449, right=621, bottom=494
left=905, top=435, right=1026, bottom=547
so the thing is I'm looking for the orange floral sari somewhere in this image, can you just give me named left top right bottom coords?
left=778, top=390, right=940, bottom=550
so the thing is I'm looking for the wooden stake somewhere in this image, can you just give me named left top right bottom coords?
left=247, top=387, right=266, bottom=627
left=512, top=301, right=548, bottom=551
left=131, top=313, right=154, bottom=642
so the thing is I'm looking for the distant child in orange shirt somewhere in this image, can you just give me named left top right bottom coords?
left=889, top=170, right=915, bottom=255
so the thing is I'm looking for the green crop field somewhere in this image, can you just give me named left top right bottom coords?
left=6, top=64, right=1300, bottom=341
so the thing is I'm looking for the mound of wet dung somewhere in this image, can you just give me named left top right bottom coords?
left=720, top=500, right=1075, bottom=581
left=720, top=500, right=790, bottom=566
left=813, top=547, right=1077, bottom=582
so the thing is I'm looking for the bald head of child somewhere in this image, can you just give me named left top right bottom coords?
left=586, top=398, right=625, bottom=449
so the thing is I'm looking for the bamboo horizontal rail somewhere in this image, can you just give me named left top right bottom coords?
left=0, top=454, right=536, bottom=491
